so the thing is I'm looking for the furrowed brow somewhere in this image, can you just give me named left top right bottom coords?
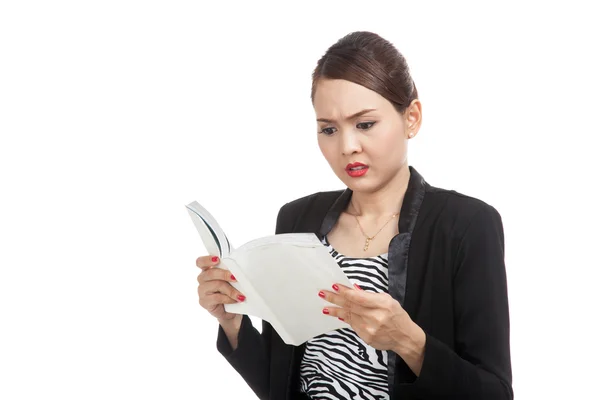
left=317, top=108, right=377, bottom=123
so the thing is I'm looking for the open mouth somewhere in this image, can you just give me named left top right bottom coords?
left=345, top=163, right=369, bottom=177
left=345, top=162, right=368, bottom=171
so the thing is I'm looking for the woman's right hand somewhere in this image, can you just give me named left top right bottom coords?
left=196, top=255, right=246, bottom=323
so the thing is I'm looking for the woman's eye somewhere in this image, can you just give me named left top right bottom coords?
left=320, top=127, right=336, bottom=135
left=357, top=121, right=376, bottom=130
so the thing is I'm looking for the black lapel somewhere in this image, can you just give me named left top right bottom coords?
left=318, top=188, right=352, bottom=238
left=386, top=166, right=428, bottom=396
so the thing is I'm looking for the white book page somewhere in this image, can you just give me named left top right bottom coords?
left=217, top=257, right=274, bottom=322
left=234, top=239, right=352, bottom=345
left=237, top=232, right=323, bottom=253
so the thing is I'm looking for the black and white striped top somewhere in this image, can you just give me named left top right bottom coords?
left=298, top=236, right=390, bottom=399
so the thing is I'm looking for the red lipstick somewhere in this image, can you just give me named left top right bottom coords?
left=345, top=162, right=368, bottom=177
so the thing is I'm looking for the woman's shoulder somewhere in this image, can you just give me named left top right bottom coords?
left=421, top=185, right=503, bottom=233
left=278, top=189, right=344, bottom=214
left=275, top=190, right=344, bottom=234
left=424, top=185, right=498, bottom=210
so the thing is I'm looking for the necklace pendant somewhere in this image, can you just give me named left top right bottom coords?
left=363, top=237, right=371, bottom=251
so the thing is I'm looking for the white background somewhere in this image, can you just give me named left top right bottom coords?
left=1, top=1, right=598, bottom=399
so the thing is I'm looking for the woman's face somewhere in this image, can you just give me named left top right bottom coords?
left=313, top=78, right=420, bottom=193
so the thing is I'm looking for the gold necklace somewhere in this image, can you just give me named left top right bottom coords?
left=350, top=204, right=400, bottom=251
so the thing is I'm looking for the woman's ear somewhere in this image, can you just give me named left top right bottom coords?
left=405, top=99, right=422, bottom=138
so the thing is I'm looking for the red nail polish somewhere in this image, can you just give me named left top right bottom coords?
left=322, top=308, right=329, bottom=314
left=338, top=317, right=344, bottom=321
left=237, top=295, right=246, bottom=302
left=332, top=284, right=339, bottom=291
left=230, top=274, right=236, bottom=281
left=354, top=283, right=363, bottom=291
left=211, top=256, right=218, bottom=262
left=318, top=291, right=325, bottom=298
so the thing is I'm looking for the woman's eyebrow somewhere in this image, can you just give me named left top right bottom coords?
left=317, top=108, right=377, bottom=123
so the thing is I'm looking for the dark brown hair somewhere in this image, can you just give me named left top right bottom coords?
left=311, top=31, right=418, bottom=115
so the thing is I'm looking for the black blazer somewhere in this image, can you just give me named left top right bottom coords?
left=216, top=166, right=513, bottom=399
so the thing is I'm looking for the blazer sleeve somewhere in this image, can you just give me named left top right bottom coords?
left=216, top=315, right=272, bottom=399
left=402, top=205, right=513, bottom=399
left=214, top=202, right=294, bottom=400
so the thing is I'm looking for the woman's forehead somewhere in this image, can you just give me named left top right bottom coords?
left=313, top=79, right=388, bottom=115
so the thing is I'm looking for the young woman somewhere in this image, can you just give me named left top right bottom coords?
left=196, top=31, right=513, bottom=400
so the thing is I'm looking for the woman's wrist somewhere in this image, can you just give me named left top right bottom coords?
left=218, top=314, right=243, bottom=350
left=393, top=318, right=426, bottom=377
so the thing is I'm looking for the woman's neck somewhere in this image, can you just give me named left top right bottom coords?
left=348, top=166, right=411, bottom=218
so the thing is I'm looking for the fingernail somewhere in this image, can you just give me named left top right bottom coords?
left=211, top=256, right=219, bottom=263
left=237, top=295, right=246, bottom=302
left=354, top=283, right=363, bottom=291
left=338, top=317, right=344, bottom=321
left=230, top=274, right=236, bottom=281
left=332, top=284, right=339, bottom=291
left=322, top=308, right=329, bottom=314
left=318, top=291, right=325, bottom=298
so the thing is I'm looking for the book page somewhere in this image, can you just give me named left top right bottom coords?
left=218, top=257, right=274, bottom=322
left=233, top=234, right=352, bottom=345
left=237, top=232, right=323, bottom=253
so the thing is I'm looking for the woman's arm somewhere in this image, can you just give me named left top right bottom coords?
left=216, top=315, right=272, bottom=400
left=398, top=205, right=513, bottom=399
left=217, top=314, right=243, bottom=350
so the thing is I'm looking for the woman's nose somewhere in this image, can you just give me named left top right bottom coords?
left=340, top=130, right=362, bottom=156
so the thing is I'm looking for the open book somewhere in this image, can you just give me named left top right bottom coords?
left=185, top=200, right=352, bottom=346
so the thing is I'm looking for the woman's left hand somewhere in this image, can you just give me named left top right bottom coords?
left=319, top=283, right=426, bottom=375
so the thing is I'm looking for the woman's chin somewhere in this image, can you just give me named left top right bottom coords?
left=343, top=178, right=377, bottom=192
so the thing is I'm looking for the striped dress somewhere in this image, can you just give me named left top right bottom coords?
left=298, top=235, right=390, bottom=400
